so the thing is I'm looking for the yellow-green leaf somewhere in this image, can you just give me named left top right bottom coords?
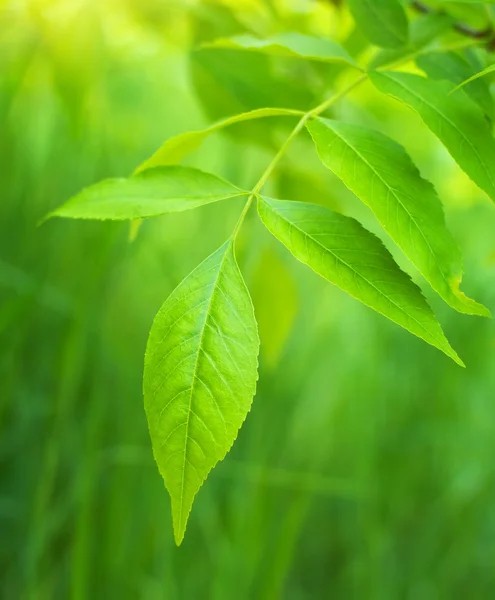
left=258, top=196, right=463, bottom=366
left=47, top=166, right=247, bottom=221
left=204, top=32, right=359, bottom=67
left=136, top=108, right=303, bottom=173
left=370, top=71, right=495, bottom=203
left=306, top=117, right=490, bottom=317
left=144, top=240, right=259, bottom=544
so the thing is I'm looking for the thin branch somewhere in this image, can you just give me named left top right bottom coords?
left=411, top=1, right=494, bottom=41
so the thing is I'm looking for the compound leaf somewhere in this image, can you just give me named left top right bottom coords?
left=306, top=117, right=489, bottom=317
left=144, top=240, right=259, bottom=545
left=136, top=108, right=303, bottom=172
left=370, top=71, right=495, bottom=203
left=47, top=166, right=247, bottom=221
left=347, top=0, right=409, bottom=49
left=205, top=32, right=359, bottom=67
left=258, top=197, right=463, bottom=366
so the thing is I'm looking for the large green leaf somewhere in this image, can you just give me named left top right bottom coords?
left=347, top=0, right=409, bottom=49
left=136, top=108, right=303, bottom=173
left=258, top=197, right=463, bottom=366
left=47, top=166, right=247, bottom=221
left=205, top=33, right=359, bottom=68
left=144, top=240, right=259, bottom=545
left=306, top=118, right=489, bottom=317
left=370, top=71, right=495, bottom=202
left=416, top=51, right=494, bottom=119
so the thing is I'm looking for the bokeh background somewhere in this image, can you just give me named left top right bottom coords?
left=2, top=0, right=495, bottom=598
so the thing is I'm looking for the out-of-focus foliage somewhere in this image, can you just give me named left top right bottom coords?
left=2, top=0, right=495, bottom=598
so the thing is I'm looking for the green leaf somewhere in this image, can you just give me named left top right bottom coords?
left=257, top=197, right=463, bottom=366
left=416, top=51, right=494, bottom=119
left=306, top=117, right=490, bottom=318
left=143, top=240, right=259, bottom=545
left=136, top=108, right=303, bottom=172
left=347, top=0, right=409, bottom=49
left=47, top=166, right=247, bottom=221
left=204, top=33, right=359, bottom=67
left=450, top=63, right=495, bottom=94
left=370, top=71, right=495, bottom=203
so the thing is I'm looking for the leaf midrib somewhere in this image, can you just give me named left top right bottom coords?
left=58, top=193, right=248, bottom=220
left=324, top=124, right=452, bottom=301
left=177, top=241, right=232, bottom=539
left=382, top=75, right=495, bottom=194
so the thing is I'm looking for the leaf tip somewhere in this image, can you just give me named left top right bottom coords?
left=173, top=525, right=186, bottom=547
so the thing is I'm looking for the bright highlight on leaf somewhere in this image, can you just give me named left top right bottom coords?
left=136, top=108, right=304, bottom=172
left=143, top=240, right=259, bottom=545
left=347, top=0, right=409, bottom=49
left=258, top=197, right=463, bottom=366
left=205, top=33, right=359, bottom=68
left=47, top=166, right=247, bottom=221
left=370, top=71, right=495, bottom=203
left=306, top=118, right=490, bottom=318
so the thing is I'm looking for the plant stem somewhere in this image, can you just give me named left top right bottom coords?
left=232, top=74, right=367, bottom=238
left=411, top=1, right=494, bottom=41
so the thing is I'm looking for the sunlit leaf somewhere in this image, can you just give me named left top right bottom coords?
left=47, top=166, right=247, bottom=221
left=347, top=0, right=409, bottom=49
left=205, top=32, right=359, bottom=67
left=144, top=240, right=259, bottom=545
left=136, top=108, right=303, bottom=172
left=370, top=71, right=495, bottom=203
left=306, top=117, right=490, bottom=317
left=258, top=196, right=463, bottom=366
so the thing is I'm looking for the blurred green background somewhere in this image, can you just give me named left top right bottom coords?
left=2, top=0, right=495, bottom=598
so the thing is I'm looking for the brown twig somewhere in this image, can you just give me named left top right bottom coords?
left=411, top=1, right=494, bottom=41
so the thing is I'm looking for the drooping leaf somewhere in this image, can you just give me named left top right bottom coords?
left=136, top=108, right=303, bottom=173
left=47, top=166, right=247, bottom=221
left=144, top=240, right=259, bottom=545
left=306, top=117, right=490, bottom=317
left=416, top=51, right=494, bottom=119
left=347, top=0, right=409, bottom=49
left=257, top=197, right=463, bottom=366
left=370, top=71, right=495, bottom=202
left=204, top=33, right=359, bottom=68
left=450, top=62, right=495, bottom=94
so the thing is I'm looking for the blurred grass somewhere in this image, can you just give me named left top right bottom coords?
left=2, top=1, right=495, bottom=598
